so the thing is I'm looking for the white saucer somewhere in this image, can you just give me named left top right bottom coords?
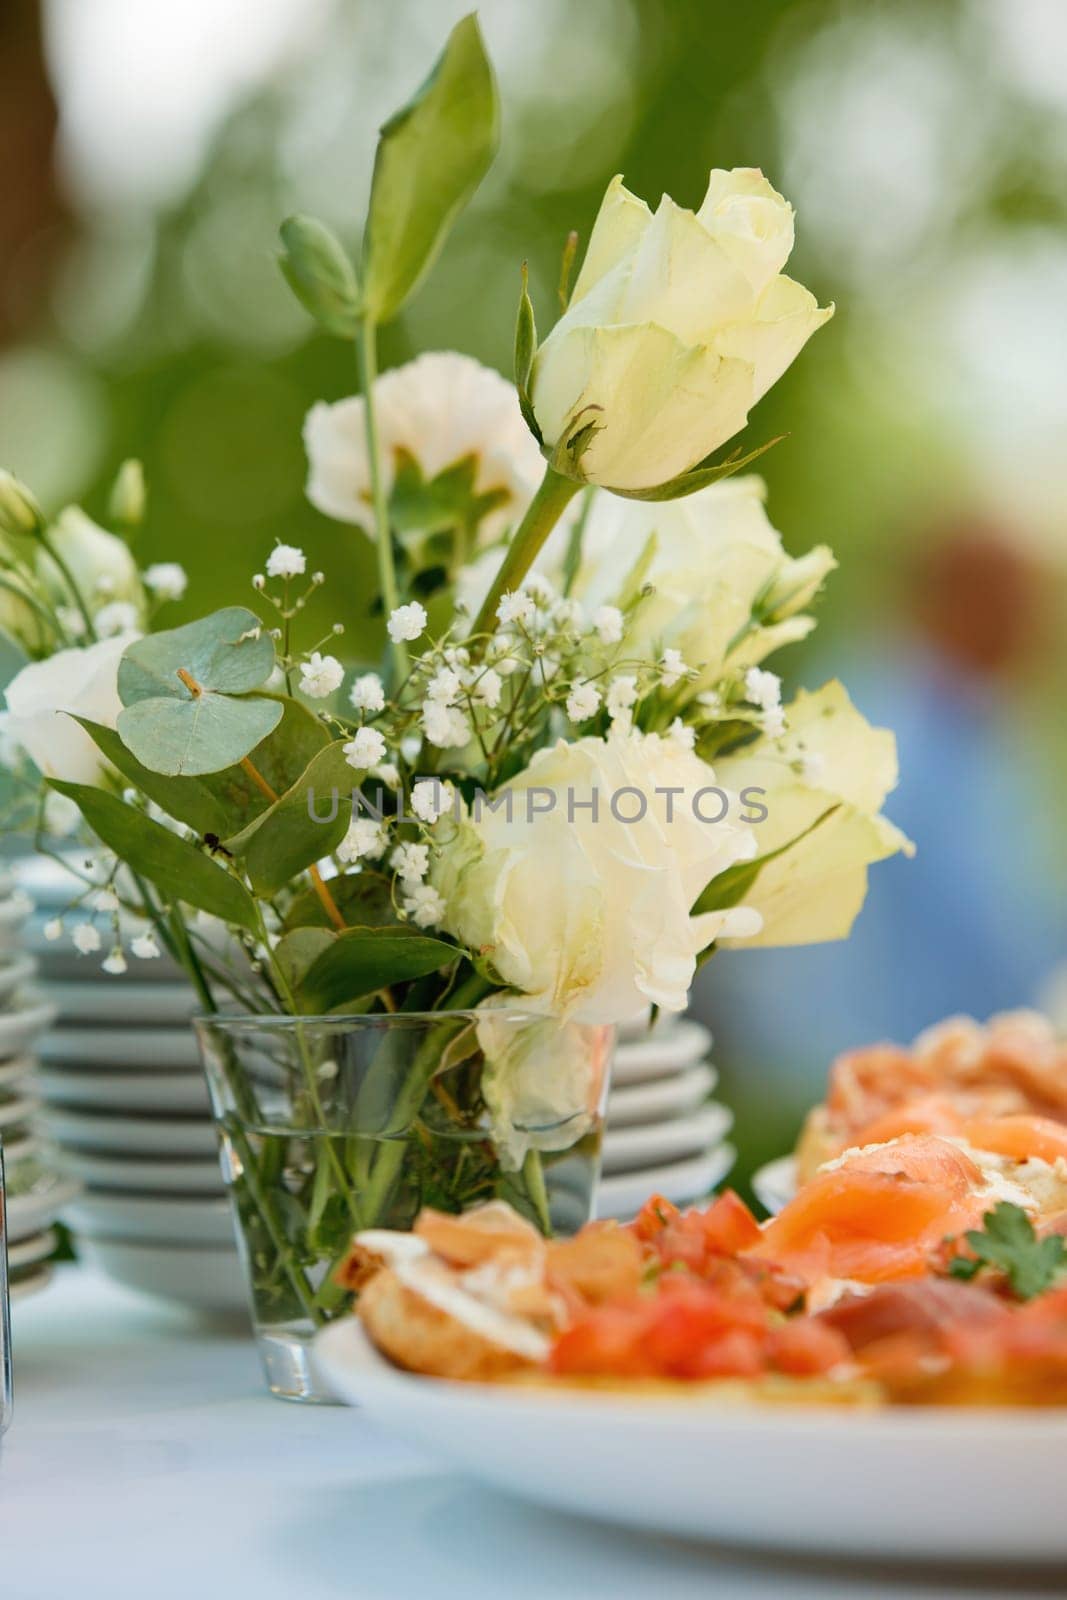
left=0, top=996, right=58, bottom=1060
left=0, top=953, right=36, bottom=1007
left=7, top=1228, right=57, bottom=1271
left=0, top=1054, right=34, bottom=1092
left=596, top=1145, right=735, bottom=1220
left=36, top=1067, right=211, bottom=1114
left=0, top=1093, right=38, bottom=1130
left=601, top=1102, right=733, bottom=1174
left=39, top=1105, right=218, bottom=1157
left=42, top=980, right=198, bottom=1026
left=77, top=1236, right=245, bottom=1312
left=605, top=1063, right=716, bottom=1128
left=53, top=1146, right=225, bottom=1195
left=7, top=1174, right=81, bottom=1240
left=61, top=1190, right=235, bottom=1246
left=611, top=1019, right=712, bottom=1085
left=39, top=1027, right=201, bottom=1070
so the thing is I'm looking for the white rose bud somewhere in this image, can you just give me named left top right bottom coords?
left=0, top=632, right=137, bottom=785
left=529, top=169, right=832, bottom=492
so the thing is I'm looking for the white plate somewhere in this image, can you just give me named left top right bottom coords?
left=41, top=979, right=198, bottom=1026
left=596, top=1145, right=734, bottom=1220
left=0, top=1093, right=37, bottom=1130
left=36, top=1067, right=210, bottom=1114
left=0, top=953, right=36, bottom=1007
left=78, top=1235, right=245, bottom=1312
left=0, top=996, right=57, bottom=1060
left=7, top=1174, right=80, bottom=1240
left=38, top=1105, right=218, bottom=1157
left=611, top=1020, right=712, bottom=1085
left=0, top=1053, right=34, bottom=1092
left=750, top=1155, right=797, bottom=1217
left=10, top=1265, right=53, bottom=1303
left=61, top=1190, right=235, bottom=1246
left=52, top=1145, right=225, bottom=1195
left=314, top=1319, right=1067, bottom=1562
left=7, top=1228, right=57, bottom=1271
left=38, top=1026, right=201, bottom=1069
left=601, top=1102, right=733, bottom=1175
left=605, top=1063, right=716, bottom=1128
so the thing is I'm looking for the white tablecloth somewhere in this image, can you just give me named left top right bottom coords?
left=0, top=1268, right=1049, bottom=1599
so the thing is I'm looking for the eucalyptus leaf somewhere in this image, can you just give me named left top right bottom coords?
left=49, top=780, right=258, bottom=933
left=119, top=607, right=274, bottom=705
left=361, top=14, right=498, bottom=322
left=278, top=215, right=361, bottom=338
left=118, top=692, right=283, bottom=779
left=299, top=926, right=458, bottom=1014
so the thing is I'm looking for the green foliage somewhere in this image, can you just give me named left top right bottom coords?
left=283, top=869, right=396, bottom=931
left=948, top=1202, right=1067, bottom=1300
left=117, top=607, right=281, bottom=776
left=513, top=262, right=540, bottom=441
left=278, top=214, right=361, bottom=338
left=361, top=14, right=499, bottom=323
left=273, top=926, right=337, bottom=994
left=613, top=435, right=785, bottom=502
left=231, top=741, right=359, bottom=893
left=49, top=780, right=259, bottom=932
left=298, top=925, right=458, bottom=1013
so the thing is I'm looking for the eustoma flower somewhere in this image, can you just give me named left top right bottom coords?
left=529, top=168, right=832, bottom=494
left=0, top=634, right=137, bottom=784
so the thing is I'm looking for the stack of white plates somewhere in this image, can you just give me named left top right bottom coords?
left=9, top=856, right=245, bottom=1314
left=1, top=869, right=67, bottom=1303
left=597, top=1013, right=734, bottom=1220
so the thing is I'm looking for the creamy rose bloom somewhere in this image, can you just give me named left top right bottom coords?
left=0, top=633, right=137, bottom=784
left=714, top=681, right=913, bottom=947
left=304, top=351, right=545, bottom=553
left=432, top=729, right=761, bottom=1023
left=575, top=475, right=835, bottom=687
left=530, top=169, right=832, bottom=491
left=476, top=1004, right=611, bottom=1169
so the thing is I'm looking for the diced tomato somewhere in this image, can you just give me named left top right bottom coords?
left=696, top=1190, right=764, bottom=1254
left=685, top=1328, right=766, bottom=1380
left=630, top=1193, right=680, bottom=1243
left=767, top=1318, right=851, bottom=1377
left=551, top=1303, right=654, bottom=1379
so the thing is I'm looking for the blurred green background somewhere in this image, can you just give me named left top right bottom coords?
left=3, top=0, right=1067, bottom=1181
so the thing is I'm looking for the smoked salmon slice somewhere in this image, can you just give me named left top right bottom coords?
left=961, top=1115, right=1067, bottom=1168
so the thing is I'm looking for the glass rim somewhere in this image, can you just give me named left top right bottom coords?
left=192, top=1006, right=615, bottom=1032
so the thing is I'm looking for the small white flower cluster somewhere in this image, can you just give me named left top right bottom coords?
left=43, top=875, right=163, bottom=975
left=744, top=667, right=785, bottom=737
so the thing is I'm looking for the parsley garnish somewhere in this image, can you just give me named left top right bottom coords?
left=948, top=1202, right=1067, bottom=1300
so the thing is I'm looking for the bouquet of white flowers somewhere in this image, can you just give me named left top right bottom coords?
left=0, top=18, right=908, bottom=1355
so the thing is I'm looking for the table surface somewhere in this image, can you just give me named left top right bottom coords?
left=0, top=1267, right=1060, bottom=1600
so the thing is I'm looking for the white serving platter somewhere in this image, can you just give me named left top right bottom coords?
left=605, top=1063, right=716, bottom=1128
left=38, top=1105, right=218, bottom=1157
left=52, top=1145, right=225, bottom=1196
left=0, top=1054, right=34, bottom=1092
left=77, top=1235, right=245, bottom=1312
left=7, top=1228, right=57, bottom=1271
left=0, top=1093, right=38, bottom=1130
left=41, top=979, right=198, bottom=1026
left=36, top=1067, right=211, bottom=1114
left=0, top=996, right=57, bottom=1060
left=601, top=1102, right=733, bottom=1175
left=314, top=1318, right=1067, bottom=1561
left=611, top=1019, right=712, bottom=1085
left=38, top=1026, right=201, bottom=1069
left=595, top=1145, right=735, bottom=1220
left=7, top=1174, right=81, bottom=1241
left=9, top=1264, right=53, bottom=1303
left=0, top=953, right=36, bottom=1007
left=61, top=1190, right=235, bottom=1246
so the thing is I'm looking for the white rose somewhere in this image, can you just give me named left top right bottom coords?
left=432, top=729, right=761, bottom=1024
left=530, top=169, right=832, bottom=491
left=575, top=475, right=834, bottom=687
left=0, top=633, right=137, bottom=784
left=304, top=351, right=546, bottom=555
left=476, top=1004, right=611, bottom=1170
left=714, top=681, right=913, bottom=947
left=42, top=508, right=145, bottom=616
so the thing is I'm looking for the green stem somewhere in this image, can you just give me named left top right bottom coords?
left=357, top=317, right=408, bottom=682
left=472, top=466, right=581, bottom=640
left=520, top=1149, right=552, bottom=1235
left=37, top=531, right=97, bottom=641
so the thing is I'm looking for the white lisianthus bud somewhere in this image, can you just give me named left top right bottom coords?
left=108, top=459, right=146, bottom=526
left=44, top=507, right=144, bottom=615
left=0, top=469, right=44, bottom=537
left=530, top=170, right=831, bottom=492
left=0, top=633, right=137, bottom=784
left=386, top=602, right=427, bottom=643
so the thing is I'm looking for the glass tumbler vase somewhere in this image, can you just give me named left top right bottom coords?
left=194, top=1008, right=613, bottom=1402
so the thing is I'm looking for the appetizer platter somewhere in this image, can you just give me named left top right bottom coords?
left=316, top=1009, right=1067, bottom=1559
